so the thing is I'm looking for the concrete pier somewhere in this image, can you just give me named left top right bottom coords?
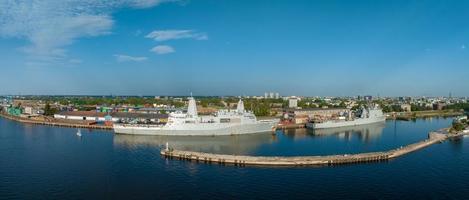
left=161, top=132, right=450, bottom=166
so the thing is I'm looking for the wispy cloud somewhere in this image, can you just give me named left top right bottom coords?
left=134, top=29, right=143, bottom=36
left=114, top=54, right=148, bottom=62
left=150, top=45, right=175, bottom=54
left=131, top=0, right=179, bottom=8
left=69, top=59, right=83, bottom=64
left=146, top=30, right=208, bottom=41
left=0, top=0, right=176, bottom=63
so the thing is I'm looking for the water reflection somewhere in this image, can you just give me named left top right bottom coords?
left=311, top=122, right=386, bottom=142
left=113, top=132, right=277, bottom=155
left=280, top=122, right=385, bottom=143
left=448, top=136, right=464, bottom=153
left=281, top=128, right=312, bottom=140
left=114, top=122, right=387, bottom=155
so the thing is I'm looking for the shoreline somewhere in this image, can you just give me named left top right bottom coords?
left=388, top=110, right=463, bottom=121
left=0, top=113, right=113, bottom=130
left=1, top=110, right=461, bottom=131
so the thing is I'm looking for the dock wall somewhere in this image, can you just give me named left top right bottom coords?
left=0, top=113, right=112, bottom=130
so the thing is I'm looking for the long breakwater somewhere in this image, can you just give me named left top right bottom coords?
left=161, top=132, right=454, bottom=166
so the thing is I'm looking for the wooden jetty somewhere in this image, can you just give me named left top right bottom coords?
left=161, top=132, right=450, bottom=167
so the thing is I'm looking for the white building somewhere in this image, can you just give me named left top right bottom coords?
left=289, top=96, right=299, bottom=108
left=269, top=92, right=274, bottom=99
left=23, top=106, right=42, bottom=116
left=264, top=92, right=280, bottom=99
left=54, top=111, right=168, bottom=123
left=24, top=107, right=34, bottom=115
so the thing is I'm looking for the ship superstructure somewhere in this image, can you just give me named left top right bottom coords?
left=306, top=105, right=386, bottom=129
left=114, top=98, right=278, bottom=136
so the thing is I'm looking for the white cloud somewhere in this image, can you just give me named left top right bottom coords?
left=131, top=0, right=177, bottom=8
left=150, top=45, right=175, bottom=54
left=114, top=54, right=148, bottom=62
left=146, top=30, right=208, bottom=41
left=0, top=0, right=176, bottom=62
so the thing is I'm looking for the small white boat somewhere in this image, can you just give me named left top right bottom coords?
left=76, top=129, right=82, bottom=137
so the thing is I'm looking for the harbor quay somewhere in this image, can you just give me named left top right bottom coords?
left=161, top=131, right=458, bottom=167
left=0, top=112, right=113, bottom=130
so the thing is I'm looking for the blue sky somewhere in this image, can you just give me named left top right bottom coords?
left=0, top=0, right=468, bottom=97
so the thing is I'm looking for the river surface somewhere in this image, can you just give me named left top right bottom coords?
left=1, top=117, right=469, bottom=199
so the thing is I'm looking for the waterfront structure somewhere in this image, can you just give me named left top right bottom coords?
left=113, top=98, right=278, bottom=136
left=54, top=111, right=111, bottom=121
left=284, top=107, right=349, bottom=124
left=306, top=105, right=386, bottom=129
left=23, top=107, right=43, bottom=116
left=161, top=131, right=449, bottom=166
left=6, top=107, right=22, bottom=116
left=54, top=111, right=168, bottom=123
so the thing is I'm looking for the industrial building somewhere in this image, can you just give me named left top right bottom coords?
left=23, top=106, right=44, bottom=116
left=54, top=111, right=168, bottom=124
left=283, top=107, right=350, bottom=124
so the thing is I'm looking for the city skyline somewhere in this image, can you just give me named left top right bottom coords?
left=1, top=0, right=469, bottom=96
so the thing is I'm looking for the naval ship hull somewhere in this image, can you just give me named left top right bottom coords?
left=114, top=121, right=278, bottom=136
left=306, top=116, right=386, bottom=129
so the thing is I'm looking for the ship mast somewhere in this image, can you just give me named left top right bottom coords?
left=237, top=99, right=245, bottom=113
left=187, top=96, right=198, bottom=117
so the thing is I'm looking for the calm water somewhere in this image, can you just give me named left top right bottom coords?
left=2, top=117, right=469, bottom=199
